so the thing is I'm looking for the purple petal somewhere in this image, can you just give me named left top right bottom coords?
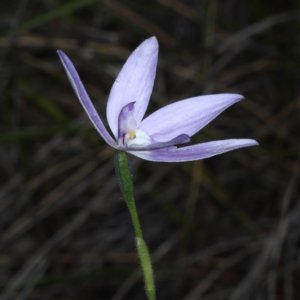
left=119, top=134, right=190, bottom=151
left=128, top=139, right=258, bottom=162
left=139, top=94, right=244, bottom=142
left=57, top=50, right=116, bottom=147
left=106, top=37, right=158, bottom=139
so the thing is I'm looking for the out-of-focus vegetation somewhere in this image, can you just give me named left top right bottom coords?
left=0, top=0, right=299, bottom=299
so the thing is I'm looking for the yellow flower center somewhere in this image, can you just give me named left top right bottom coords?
left=129, top=130, right=136, bottom=139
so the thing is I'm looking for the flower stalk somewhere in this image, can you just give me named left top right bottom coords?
left=114, top=150, right=156, bottom=300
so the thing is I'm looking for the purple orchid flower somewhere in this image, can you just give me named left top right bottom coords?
left=57, top=37, right=258, bottom=162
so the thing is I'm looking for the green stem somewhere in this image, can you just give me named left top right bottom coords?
left=114, top=150, right=156, bottom=300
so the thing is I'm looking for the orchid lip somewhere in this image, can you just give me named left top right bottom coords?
left=117, top=134, right=190, bottom=151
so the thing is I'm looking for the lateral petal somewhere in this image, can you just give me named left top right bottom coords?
left=140, top=94, right=244, bottom=142
left=129, top=139, right=258, bottom=162
left=57, top=50, right=116, bottom=147
left=106, top=37, right=158, bottom=139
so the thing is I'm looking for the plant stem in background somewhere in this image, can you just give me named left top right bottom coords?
left=114, top=150, right=156, bottom=300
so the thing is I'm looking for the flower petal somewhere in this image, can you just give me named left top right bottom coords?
left=139, top=94, right=244, bottom=142
left=106, top=37, right=158, bottom=139
left=128, top=139, right=258, bottom=162
left=57, top=50, right=116, bottom=147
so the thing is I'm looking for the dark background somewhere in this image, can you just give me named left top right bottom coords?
left=0, top=0, right=300, bottom=299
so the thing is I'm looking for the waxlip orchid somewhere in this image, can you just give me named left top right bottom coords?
left=57, top=37, right=258, bottom=162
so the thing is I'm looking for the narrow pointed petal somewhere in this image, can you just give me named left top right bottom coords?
left=57, top=50, right=116, bottom=147
left=140, top=94, right=244, bottom=142
left=106, top=37, right=158, bottom=139
left=129, top=139, right=258, bottom=162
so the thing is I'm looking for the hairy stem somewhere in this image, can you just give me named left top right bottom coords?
left=114, top=150, right=156, bottom=300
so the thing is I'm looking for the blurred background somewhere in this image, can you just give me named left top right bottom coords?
left=0, top=0, right=300, bottom=299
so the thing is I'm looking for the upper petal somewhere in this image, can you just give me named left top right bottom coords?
left=106, top=37, right=158, bottom=139
left=139, top=94, right=244, bottom=142
left=57, top=50, right=116, bottom=147
left=129, top=139, right=258, bottom=162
